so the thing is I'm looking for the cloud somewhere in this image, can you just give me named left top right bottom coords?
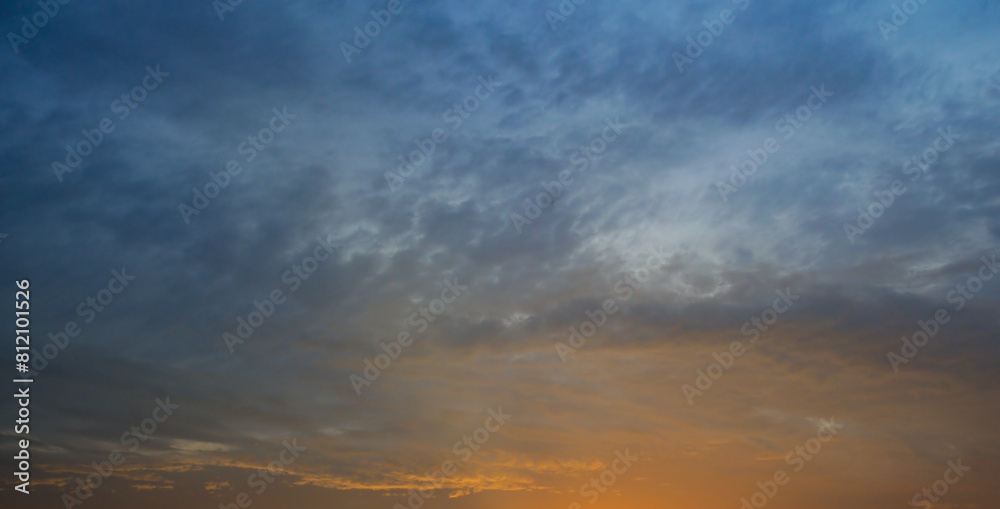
left=1, top=0, right=999, bottom=507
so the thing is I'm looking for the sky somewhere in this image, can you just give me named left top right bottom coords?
left=1, top=0, right=999, bottom=508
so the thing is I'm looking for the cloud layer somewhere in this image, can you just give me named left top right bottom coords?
left=1, top=0, right=999, bottom=508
